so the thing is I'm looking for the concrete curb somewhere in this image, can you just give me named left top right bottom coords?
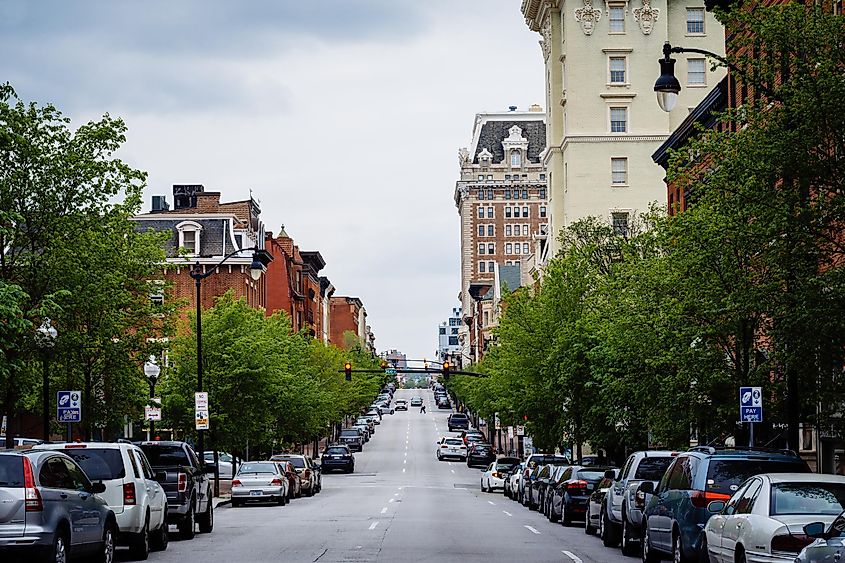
left=213, top=497, right=232, bottom=508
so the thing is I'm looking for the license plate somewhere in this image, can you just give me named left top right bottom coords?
left=587, top=484, right=594, bottom=490
left=332, top=455, right=342, bottom=459
left=250, top=490, right=262, bottom=496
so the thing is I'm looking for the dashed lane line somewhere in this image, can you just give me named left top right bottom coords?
left=369, top=522, right=379, bottom=531
left=562, top=551, right=583, bottom=563
left=524, top=526, right=540, bottom=535
left=487, top=501, right=495, bottom=505
left=380, top=507, right=387, bottom=514
left=502, top=511, right=512, bottom=517
left=451, top=469, right=455, bottom=474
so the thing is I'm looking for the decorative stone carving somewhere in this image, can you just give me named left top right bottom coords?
left=458, top=147, right=470, bottom=166
left=477, top=148, right=493, bottom=165
left=539, top=14, right=552, bottom=60
left=632, top=0, right=659, bottom=35
left=574, top=0, right=602, bottom=36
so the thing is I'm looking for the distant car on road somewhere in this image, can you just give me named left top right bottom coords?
left=338, top=428, right=364, bottom=452
left=269, top=454, right=321, bottom=496
left=436, top=437, right=467, bottom=461
left=231, top=461, right=289, bottom=507
left=447, top=413, right=469, bottom=432
left=481, top=457, right=520, bottom=493
left=548, top=465, right=614, bottom=526
left=410, top=397, right=423, bottom=407
left=394, top=400, right=408, bottom=411
left=321, top=445, right=355, bottom=474
left=466, top=443, right=496, bottom=468
left=436, top=398, right=451, bottom=409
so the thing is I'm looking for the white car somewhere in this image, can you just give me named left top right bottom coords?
left=203, top=451, right=238, bottom=479
left=481, top=457, right=521, bottom=493
left=704, top=473, right=845, bottom=563
left=436, top=437, right=467, bottom=461
left=35, top=441, right=169, bottom=558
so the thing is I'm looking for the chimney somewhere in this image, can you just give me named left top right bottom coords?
left=151, top=195, right=169, bottom=212
left=528, top=104, right=543, bottom=112
left=508, top=105, right=517, bottom=112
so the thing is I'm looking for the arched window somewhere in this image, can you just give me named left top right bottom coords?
left=176, top=221, right=202, bottom=256
left=511, top=150, right=522, bottom=168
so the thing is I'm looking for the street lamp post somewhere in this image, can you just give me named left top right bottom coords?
left=35, top=318, right=57, bottom=442
left=654, top=41, right=738, bottom=112
left=143, top=357, right=161, bottom=439
left=188, top=248, right=266, bottom=461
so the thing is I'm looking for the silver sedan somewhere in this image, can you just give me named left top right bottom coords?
left=231, top=462, right=290, bottom=507
left=796, top=510, right=845, bottom=562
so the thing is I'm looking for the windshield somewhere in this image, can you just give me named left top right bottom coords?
left=0, top=456, right=24, bottom=487
left=635, top=457, right=675, bottom=481
left=238, top=462, right=276, bottom=474
left=140, top=445, right=189, bottom=467
left=61, top=448, right=125, bottom=481
left=273, top=457, right=306, bottom=469
left=706, top=460, right=809, bottom=493
left=770, top=483, right=845, bottom=516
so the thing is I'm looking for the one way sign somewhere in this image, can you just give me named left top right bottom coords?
left=739, top=386, right=763, bottom=423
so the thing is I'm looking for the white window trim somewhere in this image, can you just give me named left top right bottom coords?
left=607, top=2, right=627, bottom=34
left=176, top=220, right=202, bottom=256
left=611, top=156, right=629, bottom=187
left=609, top=208, right=634, bottom=236
left=607, top=55, right=629, bottom=87
left=685, top=7, right=706, bottom=36
left=607, top=103, right=631, bottom=134
left=687, top=57, right=708, bottom=87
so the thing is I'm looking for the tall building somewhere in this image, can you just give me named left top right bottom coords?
left=437, top=307, right=462, bottom=363
left=454, top=106, right=548, bottom=363
left=520, top=0, right=725, bottom=256
left=329, top=296, right=374, bottom=351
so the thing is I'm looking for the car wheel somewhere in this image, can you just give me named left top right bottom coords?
left=621, top=514, right=639, bottom=556
left=561, top=500, right=572, bottom=526
left=584, top=505, right=594, bottom=534
left=198, top=499, right=214, bottom=533
left=150, top=517, right=169, bottom=552
left=642, top=523, right=661, bottom=563
left=94, top=523, right=115, bottom=563
left=672, top=530, right=687, bottom=563
left=549, top=497, right=560, bottom=523
left=231, top=499, right=242, bottom=508
left=698, top=534, right=710, bottom=563
left=481, top=480, right=486, bottom=493
left=178, top=505, right=195, bottom=540
left=601, top=508, right=620, bottom=547
left=128, top=516, right=149, bottom=560
left=48, top=529, right=69, bottom=563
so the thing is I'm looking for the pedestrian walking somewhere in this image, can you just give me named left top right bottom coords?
left=420, top=404, right=426, bottom=414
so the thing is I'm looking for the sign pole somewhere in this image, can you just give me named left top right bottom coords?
left=749, top=421, right=755, bottom=447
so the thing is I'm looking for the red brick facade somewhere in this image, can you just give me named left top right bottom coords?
left=329, top=297, right=364, bottom=349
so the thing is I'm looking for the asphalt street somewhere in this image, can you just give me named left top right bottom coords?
left=124, top=389, right=631, bottom=563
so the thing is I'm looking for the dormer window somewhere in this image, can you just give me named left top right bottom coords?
left=511, top=150, right=522, bottom=168
left=176, top=220, right=202, bottom=256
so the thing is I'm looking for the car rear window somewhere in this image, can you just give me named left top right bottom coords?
left=576, top=470, right=606, bottom=482
left=445, top=439, right=463, bottom=446
left=0, top=456, right=24, bottom=487
left=706, top=459, right=809, bottom=493
left=340, top=430, right=359, bottom=436
left=451, top=414, right=468, bottom=420
left=634, top=457, right=675, bottom=481
left=139, top=445, right=190, bottom=467
left=238, top=463, right=275, bottom=474
left=770, top=482, right=845, bottom=516
left=325, top=447, right=349, bottom=455
left=275, top=457, right=305, bottom=468
left=531, top=455, right=568, bottom=465
left=62, top=448, right=125, bottom=481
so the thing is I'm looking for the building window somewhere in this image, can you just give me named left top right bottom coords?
left=523, top=243, right=530, bottom=254
left=504, top=189, right=511, bottom=199
left=688, top=58, right=706, bottom=86
left=448, top=336, right=459, bottom=346
left=487, top=189, right=494, bottom=200
left=506, top=243, right=513, bottom=254
left=478, top=174, right=484, bottom=181
left=487, top=207, right=494, bottom=218
left=612, top=157, right=628, bottom=185
left=539, top=188, right=546, bottom=199
left=477, top=189, right=484, bottom=199
left=609, top=57, right=627, bottom=84
left=505, top=174, right=511, bottom=180
left=522, top=206, right=529, bottom=217
left=610, top=107, right=628, bottom=133
left=451, top=328, right=458, bottom=335
left=479, top=261, right=486, bottom=273
left=176, top=221, right=202, bottom=256
left=478, top=243, right=486, bottom=255
left=487, top=243, right=495, bottom=254
left=540, top=224, right=548, bottom=235
left=478, top=225, right=485, bottom=236
left=522, top=224, right=529, bottom=236
left=488, top=261, right=494, bottom=272
left=540, top=206, right=547, bottom=218
left=148, top=280, right=165, bottom=308
left=686, top=7, right=705, bottom=34
left=539, top=173, right=546, bottom=181
left=511, top=150, right=522, bottom=167
left=612, top=212, right=630, bottom=237
left=609, top=4, right=625, bottom=33
left=478, top=206, right=484, bottom=219
left=505, top=207, right=512, bottom=218
left=513, top=207, right=520, bottom=218
left=487, top=175, right=493, bottom=180
left=522, top=189, right=528, bottom=199
left=487, top=225, right=494, bottom=236
left=505, top=225, right=512, bottom=236
left=439, top=327, right=446, bottom=335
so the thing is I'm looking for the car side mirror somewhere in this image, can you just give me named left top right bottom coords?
left=638, top=481, right=654, bottom=494
left=804, top=522, right=827, bottom=539
left=707, top=500, right=726, bottom=513
left=90, top=482, right=107, bottom=494
left=604, top=469, right=616, bottom=480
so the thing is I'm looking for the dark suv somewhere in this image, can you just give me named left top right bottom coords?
left=447, top=413, right=469, bottom=432
left=640, top=446, right=810, bottom=563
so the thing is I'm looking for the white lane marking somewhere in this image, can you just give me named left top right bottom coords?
left=369, top=522, right=379, bottom=531
left=402, top=468, right=406, bottom=473
left=380, top=507, right=387, bottom=514
left=403, top=459, right=407, bottom=464
left=450, top=469, right=455, bottom=474
left=404, top=452, right=407, bottom=456
left=562, top=551, right=583, bottom=563
left=502, top=510, right=512, bottom=517
left=389, top=498, right=395, bottom=503
left=487, top=501, right=495, bottom=505
left=524, top=525, right=540, bottom=535
left=394, top=493, right=399, bottom=496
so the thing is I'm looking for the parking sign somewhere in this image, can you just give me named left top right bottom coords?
left=739, top=386, right=763, bottom=423
left=57, top=390, right=82, bottom=423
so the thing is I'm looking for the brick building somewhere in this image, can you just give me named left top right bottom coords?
left=131, top=184, right=272, bottom=316
left=329, top=296, right=374, bottom=351
left=264, top=226, right=330, bottom=338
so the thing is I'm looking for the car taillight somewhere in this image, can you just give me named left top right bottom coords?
left=771, top=533, right=813, bottom=554
left=23, top=457, right=42, bottom=512
left=270, top=478, right=283, bottom=486
left=441, top=445, right=448, bottom=448
left=492, top=472, right=501, bottom=479
left=567, top=480, right=588, bottom=491
left=123, top=482, right=136, bottom=505
left=635, top=490, right=646, bottom=508
left=177, top=472, right=188, bottom=493
left=232, top=479, right=242, bottom=487
left=304, top=470, right=311, bottom=478
left=690, top=490, right=731, bottom=509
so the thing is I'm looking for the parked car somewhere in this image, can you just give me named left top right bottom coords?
left=0, top=449, right=116, bottom=562
left=518, top=454, right=570, bottom=503
left=231, top=461, right=289, bottom=507
left=542, top=465, right=572, bottom=519
left=394, top=400, right=408, bottom=411
left=356, top=416, right=375, bottom=434
left=796, top=509, right=845, bottom=563
left=504, top=462, right=526, bottom=500
left=459, top=430, right=486, bottom=445
left=36, top=441, right=169, bottom=558
left=703, top=473, right=845, bottom=563
left=338, top=429, right=364, bottom=452
left=269, top=454, right=321, bottom=496
left=352, top=423, right=371, bottom=442
left=436, top=437, right=467, bottom=461
left=585, top=469, right=618, bottom=535
left=1, top=437, right=43, bottom=448
left=365, top=410, right=382, bottom=424
left=548, top=465, right=614, bottom=526
left=138, top=440, right=215, bottom=540
left=481, top=457, right=521, bottom=493
left=410, top=397, right=423, bottom=407
left=466, top=443, right=496, bottom=468
left=522, top=465, right=548, bottom=510
left=203, top=451, right=238, bottom=479
left=447, top=413, right=469, bottom=432
left=321, top=445, right=355, bottom=473
left=437, top=398, right=452, bottom=409
left=601, top=449, right=679, bottom=554
left=640, top=446, right=810, bottom=563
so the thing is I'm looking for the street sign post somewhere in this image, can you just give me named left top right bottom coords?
left=516, top=425, right=525, bottom=436
left=195, top=392, right=209, bottom=430
left=145, top=397, right=162, bottom=422
left=739, top=386, right=763, bottom=446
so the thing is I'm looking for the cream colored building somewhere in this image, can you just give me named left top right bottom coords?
left=521, top=0, right=725, bottom=256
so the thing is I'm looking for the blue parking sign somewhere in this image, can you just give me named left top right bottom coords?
left=739, top=387, right=763, bottom=422
left=57, top=390, right=82, bottom=423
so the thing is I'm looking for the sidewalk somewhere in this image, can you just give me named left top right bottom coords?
left=212, top=478, right=232, bottom=508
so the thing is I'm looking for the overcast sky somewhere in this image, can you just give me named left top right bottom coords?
left=1, top=0, right=544, bottom=361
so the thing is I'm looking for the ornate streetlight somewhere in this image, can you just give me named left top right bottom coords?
left=143, top=357, right=161, bottom=438
left=35, top=318, right=58, bottom=441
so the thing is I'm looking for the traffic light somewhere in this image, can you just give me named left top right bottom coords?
left=344, top=362, right=352, bottom=381
left=442, top=361, right=450, bottom=380
left=380, top=360, right=388, bottom=371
